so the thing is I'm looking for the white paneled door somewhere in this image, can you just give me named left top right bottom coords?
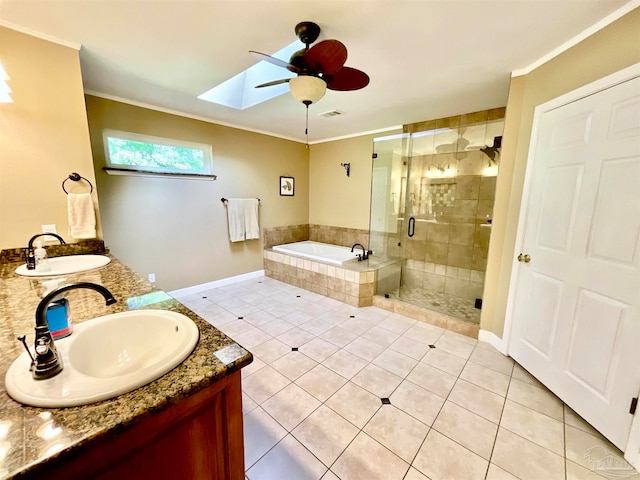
left=508, top=72, right=640, bottom=450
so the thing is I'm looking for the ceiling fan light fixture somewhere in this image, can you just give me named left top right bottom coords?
left=289, top=75, right=326, bottom=105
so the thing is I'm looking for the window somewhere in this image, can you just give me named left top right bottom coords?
left=103, top=129, right=214, bottom=178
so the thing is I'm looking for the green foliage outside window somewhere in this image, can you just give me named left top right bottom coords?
left=107, top=137, right=205, bottom=171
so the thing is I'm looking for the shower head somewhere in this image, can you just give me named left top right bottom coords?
left=480, top=135, right=502, bottom=162
left=480, top=146, right=498, bottom=161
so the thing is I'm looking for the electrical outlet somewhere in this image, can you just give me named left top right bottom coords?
left=148, top=273, right=156, bottom=283
left=41, top=224, right=58, bottom=242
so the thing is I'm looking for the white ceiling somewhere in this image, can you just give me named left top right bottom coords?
left=0, top=0, right=631, bottom=143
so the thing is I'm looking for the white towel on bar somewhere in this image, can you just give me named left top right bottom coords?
left=244, top=198, right=260, bottom=240
left=67, top=193, right=96, bottom=239
left=226, top=198, right=260, bottom=242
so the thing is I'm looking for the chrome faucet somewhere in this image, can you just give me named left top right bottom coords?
left=24, top=233, right=66, bottom=270
left=27, top=282, right=117, bottom=380
left=351, top=243, right=369, bottom=261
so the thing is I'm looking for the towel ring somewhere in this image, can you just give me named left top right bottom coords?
left=62, top=172, right=93, bottom=194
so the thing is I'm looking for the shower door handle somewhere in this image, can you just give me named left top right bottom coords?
left=408, top=217, right=416, bottom=237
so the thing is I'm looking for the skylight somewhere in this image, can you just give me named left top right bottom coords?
left=0, top=61, right=13, bottom=103
left=198, top=42, right=300, bottom=110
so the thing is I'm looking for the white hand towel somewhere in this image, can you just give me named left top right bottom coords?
left=67, top=193, right=96, bottom=239
left=226, top=199, right=246, bottom=242
left=226, top=198, right=260, bottom=242
left=244, top=198, right=260, bottom=240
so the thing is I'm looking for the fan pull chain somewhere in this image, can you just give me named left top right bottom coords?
left=304, top=101, right=311, bottom=149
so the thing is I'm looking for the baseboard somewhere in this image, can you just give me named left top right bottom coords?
left=168, top=269, right=265, bottom=298
left=478, top=329, right=508, bottom=355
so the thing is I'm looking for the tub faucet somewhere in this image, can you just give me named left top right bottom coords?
left=24, top=233, right=66, bottom=270
left=28, top=282, right=117, bottom=380
left=351, top=243, right=368, bottom=261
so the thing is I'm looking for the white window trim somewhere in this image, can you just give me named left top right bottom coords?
left=102, top=129, right=214, bottom=176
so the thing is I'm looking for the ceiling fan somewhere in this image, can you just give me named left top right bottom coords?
left=249, top=21, right=370, bottom=106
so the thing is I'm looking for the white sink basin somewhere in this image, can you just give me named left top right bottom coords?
left=15, top=255, right=111, bottom=277
left=5, top=310, right=199, bottom=408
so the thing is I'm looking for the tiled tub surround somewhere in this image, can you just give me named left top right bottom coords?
left=309, top=225, right=369, bottom=250
left=262, top=224, right=370, bottom=250
left=262, top=225, right=375, bottom=307
left=263, top=224, right=309, bottom=249
left=0, top=255, right=252, bottom=478
left=264, top=248, right=376, bottom=308
left=174, top=276, right=639, bottom=480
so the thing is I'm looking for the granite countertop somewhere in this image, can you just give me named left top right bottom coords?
left=0, top=253, right=252, bottom=479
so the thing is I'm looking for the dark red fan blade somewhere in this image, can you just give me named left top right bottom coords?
left=325, top=67, right=370, bottom=91
left=249, top=51, right=301, bottom=73
left=254, top=78, right=291, bottom=88
left=304, top=40, right=347, bottom=75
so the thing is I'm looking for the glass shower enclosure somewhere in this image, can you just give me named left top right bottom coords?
left=368, top=114, right=504, bottom=324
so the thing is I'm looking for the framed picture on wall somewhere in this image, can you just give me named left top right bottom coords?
left=280, top=176, right=294, bottom=196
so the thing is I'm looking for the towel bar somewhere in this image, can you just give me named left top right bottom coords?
left=62, top=172, right=94, bottom=194
left=221, top=197, right=260, bottom=203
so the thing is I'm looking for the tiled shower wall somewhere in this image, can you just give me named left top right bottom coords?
left=401, top=174, right=496, bottom=301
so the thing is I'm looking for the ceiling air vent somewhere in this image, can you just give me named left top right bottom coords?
left=318, top=109, right=344, bottom=118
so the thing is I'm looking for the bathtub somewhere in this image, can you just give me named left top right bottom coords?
left=272, top=241, right=360, bottom=265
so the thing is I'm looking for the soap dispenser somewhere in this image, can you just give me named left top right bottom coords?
left=24, top=248, right=36, bottom=270
left=41, top=279, right=73, bottom=339
left=34, top=240, right=51, bottom=272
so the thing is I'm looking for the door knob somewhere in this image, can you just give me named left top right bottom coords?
left=517, top=253, right=531, bottom=263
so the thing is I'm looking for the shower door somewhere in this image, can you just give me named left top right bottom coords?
left=369, top=130, right=446, bottom=303
left=369, top=133, right=410, bottom=296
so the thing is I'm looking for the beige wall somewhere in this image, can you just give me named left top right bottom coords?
left=481, top=8, right=640, bottom=337
left=309, top=130, right=401, bottom=231
left=85, top=96, right=309, bottom=291
left=0, top=27, right=100, bottom=250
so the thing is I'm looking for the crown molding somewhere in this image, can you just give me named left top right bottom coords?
left=309, top=125, right=403, bottom=145
left=511, top=0, right=639, bottom=77
left=84, top=90, right=306, bottom=143
left=0, top=20, right=81, bottom=50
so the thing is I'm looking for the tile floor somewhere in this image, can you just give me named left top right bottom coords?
left=175, top=277, right=639, bottom=480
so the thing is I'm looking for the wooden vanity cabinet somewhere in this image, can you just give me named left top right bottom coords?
left=33, top=371, right=245, bottom=480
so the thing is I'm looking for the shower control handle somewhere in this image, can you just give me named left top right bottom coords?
left=408, top=217, right=416, bottom=238
left=517, top=253, right=531, bottom=263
